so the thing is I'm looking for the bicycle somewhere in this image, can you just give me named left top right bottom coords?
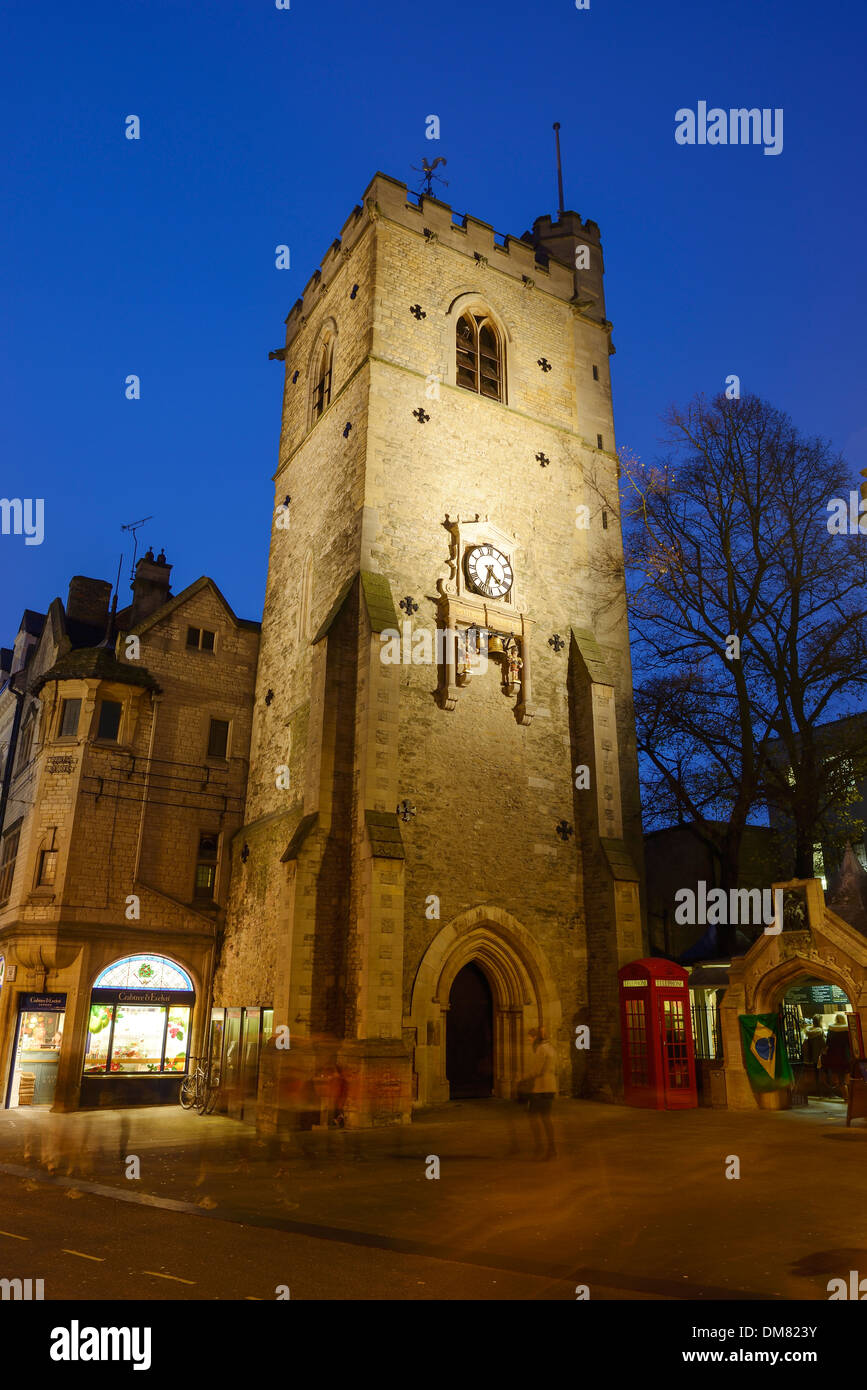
left=179, top=1058, right=220, bottom=1115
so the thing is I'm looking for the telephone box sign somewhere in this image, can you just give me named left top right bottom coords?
left=618, top=959, right=697, bottom=1111
left=21, top=994, right=67, bottom=1012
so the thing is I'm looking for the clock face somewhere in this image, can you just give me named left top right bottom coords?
left=465, top=544, right=514, bottom=599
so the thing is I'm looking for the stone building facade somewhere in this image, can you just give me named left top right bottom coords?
left=214, top=172, right=645, bottom=1127
left=0, top=555, right=259, bottom=1110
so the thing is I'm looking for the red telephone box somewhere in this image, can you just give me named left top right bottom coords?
left=618, top=959, right=697, bottom=1109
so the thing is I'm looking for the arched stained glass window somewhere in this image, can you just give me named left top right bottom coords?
left=93, top=954, right=193, bottom=992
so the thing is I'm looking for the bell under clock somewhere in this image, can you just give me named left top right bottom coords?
left=436, top=515, right=535, bottom=726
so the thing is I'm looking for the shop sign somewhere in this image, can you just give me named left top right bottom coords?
left=21, top=993, right=67, bottom=1011
left=91, top=988, right=194, bottom=1006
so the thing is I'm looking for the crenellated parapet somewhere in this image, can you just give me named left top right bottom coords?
left=280, top=172, right=601, bottom=353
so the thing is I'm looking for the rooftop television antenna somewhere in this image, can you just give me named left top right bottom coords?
left=121, top=515, right=153, bottom=585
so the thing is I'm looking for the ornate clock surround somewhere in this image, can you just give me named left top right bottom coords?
left=436, top=514, right=536, bottom=725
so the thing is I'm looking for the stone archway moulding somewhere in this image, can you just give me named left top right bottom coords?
left=408, top=904, right=561, bottom=1106
left=720, top=895, right=867, bottom=1110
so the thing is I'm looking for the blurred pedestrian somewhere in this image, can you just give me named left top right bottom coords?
left=526, top=1026, right=558, bottom=1160
left=821, top=1013, right=852, bottom=1097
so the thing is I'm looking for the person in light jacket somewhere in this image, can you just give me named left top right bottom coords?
left=527, top=1026, right=557, bottom=1160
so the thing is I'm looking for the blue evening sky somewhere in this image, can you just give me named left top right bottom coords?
left=1, top=0, right=864, bottom=640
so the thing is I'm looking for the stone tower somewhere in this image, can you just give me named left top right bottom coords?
left=215, top=172, right=645, bottom=1127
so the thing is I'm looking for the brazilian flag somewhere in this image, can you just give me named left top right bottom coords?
left=739, top=1014, right=794, bottom=1091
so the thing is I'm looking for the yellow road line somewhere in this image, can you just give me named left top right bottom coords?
left=142, top=1270, right=196, bottom=1285
left=0, top=1230, right=28, bottom=1241
left=62, top=1249, right=105, bottom=1262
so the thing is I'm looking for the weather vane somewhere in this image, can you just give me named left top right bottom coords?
left=412, top=156, right=448, bottom=197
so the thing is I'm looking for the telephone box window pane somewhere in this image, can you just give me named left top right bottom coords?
left=59, top=699, right=81, bottom=737
left=626, top=998, right=648, bottom=1085
left=84, top=1003, right=115, bottom=1072
left=97, top=700, right=122, bottom=741
left=663, top=999, right=690, bottom=1088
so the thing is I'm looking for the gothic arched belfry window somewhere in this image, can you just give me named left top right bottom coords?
left=310, top=336, right=334, bottom=423
left=456, top=311, right=503, bottom=401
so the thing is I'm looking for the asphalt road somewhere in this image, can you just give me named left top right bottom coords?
left=0, top=1169, right=574, bottom=1301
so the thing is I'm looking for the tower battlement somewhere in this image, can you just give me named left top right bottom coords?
left=283, top=172, right=606, bottom=346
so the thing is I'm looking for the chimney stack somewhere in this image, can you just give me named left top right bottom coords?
left=66, top=576, right=112, bottom=631
left=130, top=549, right=172, bottom=626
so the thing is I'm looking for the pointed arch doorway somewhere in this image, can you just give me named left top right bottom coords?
left=409, top=905, right=562, bottom=1108
left=446, top=962, right=494, bottom=1098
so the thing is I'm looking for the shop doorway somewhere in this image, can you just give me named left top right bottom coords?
left=446, top=962, right=494, bottom=1099
left=780, top=976, right=854, bottom=1109
left=6, top=994, right=67, bottom=1108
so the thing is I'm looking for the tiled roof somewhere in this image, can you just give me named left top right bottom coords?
left=33, top=646, right=161, bottom=694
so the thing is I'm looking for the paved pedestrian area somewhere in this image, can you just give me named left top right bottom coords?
left=0, top=1095, right=864, bottom=1300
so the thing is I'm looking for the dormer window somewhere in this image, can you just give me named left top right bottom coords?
left=456, top=312, right=503, bottom=401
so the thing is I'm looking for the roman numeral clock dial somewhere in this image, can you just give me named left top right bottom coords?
left=464, top=544, right=513, bottom=600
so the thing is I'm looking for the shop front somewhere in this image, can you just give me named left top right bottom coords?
left=80, top=953, right=195, bottom=1108
left=6, top=992, right=67, bottom=1108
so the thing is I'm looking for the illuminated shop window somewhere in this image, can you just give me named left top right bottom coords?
left=84, top=1002, right=191, bottom=1076
left=84, top=953, right=194, bottom=1078
left=93, top=954, right=193, bottom=991
left=84, top=1002, right=114, bottom=1071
